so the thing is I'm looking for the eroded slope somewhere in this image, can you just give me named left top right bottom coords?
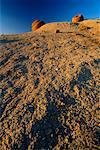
left=0, top=20, right=100, bottom=149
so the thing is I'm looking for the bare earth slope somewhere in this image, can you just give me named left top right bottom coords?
left=0, top=20, right=100, bottom=149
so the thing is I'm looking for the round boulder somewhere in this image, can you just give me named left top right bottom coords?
left=32, top=20, right=45, bottom=31
left=72, top=14, right=84, bottom=23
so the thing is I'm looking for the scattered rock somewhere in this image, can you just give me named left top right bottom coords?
left=0, top=19, right=99, bottom=149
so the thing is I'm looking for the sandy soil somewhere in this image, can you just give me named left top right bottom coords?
left=0, top=19, right=100, bottom=149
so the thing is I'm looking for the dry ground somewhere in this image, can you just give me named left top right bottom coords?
left=0, top=19, right=100, bottom=149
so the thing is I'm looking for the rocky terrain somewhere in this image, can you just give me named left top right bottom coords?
left=0, top=19, right=100, bottom=150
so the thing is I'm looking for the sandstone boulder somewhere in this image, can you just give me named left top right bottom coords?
left=32, top=20, right=45, bottom=31
left=72, top=14, right=84, bottom=23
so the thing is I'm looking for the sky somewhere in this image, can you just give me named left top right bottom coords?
left=0, top=0, right=100, bottom=34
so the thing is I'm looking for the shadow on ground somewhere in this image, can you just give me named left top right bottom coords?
left=0, top=39, right=20, bottom=43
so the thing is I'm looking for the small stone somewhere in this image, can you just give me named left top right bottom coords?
left=28, top=105, right=34, bottom=113
left=64, top=137, right=68, bottom=143
left=51, top=134, right=53, bottom=137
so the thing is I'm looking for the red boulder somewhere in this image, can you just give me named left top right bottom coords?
left=72, top=14, right=84, bottom=23
left=32, top=20, right=45, bottom=31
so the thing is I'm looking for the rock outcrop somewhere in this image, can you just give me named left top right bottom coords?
left=32, top=20, right=45, bottom=31
left=72, top=14, right=84, bottom=23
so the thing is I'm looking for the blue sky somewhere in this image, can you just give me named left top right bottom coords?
left=0, top=0, right=100, bottom=34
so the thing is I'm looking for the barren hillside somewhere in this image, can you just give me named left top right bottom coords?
left=0, top=19, right=100, bottom=149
